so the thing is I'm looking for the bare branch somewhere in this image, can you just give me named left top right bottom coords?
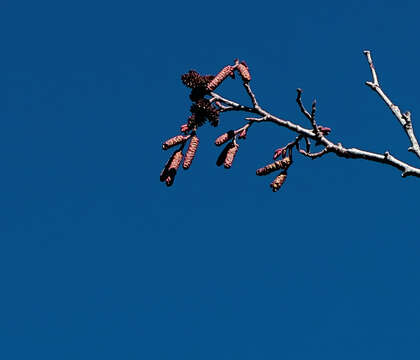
left=363, top=50, right=420, bottom=159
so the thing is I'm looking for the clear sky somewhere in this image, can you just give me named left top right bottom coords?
left=1, top=0, right=420, bottom=359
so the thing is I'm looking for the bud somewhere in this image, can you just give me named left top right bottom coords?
left=273, top=147, right=287, bottom=160
left=162, top=135, right=187, bottom=150
left=237, top=62, right=251, bottom=82
left=224, top=143, right=239, bottom=169
left=238, top=128, right=247, bottom=139
left=317, top=126, right=332, bottom=135
left=207, top=65, right=234, bottom=91
left=183, top=136, right=199, bottom=169
left=215, top=130, right=235, bottom=146
left=256, top=157, right=291, bottom=176
left=270, top=172, right=287, bottom=192
left=180, top=123, right=189, bottom=133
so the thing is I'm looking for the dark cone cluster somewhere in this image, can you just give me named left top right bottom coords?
left=190, top=99, right=220, bottom=127
left=183, top=135, right=199, bottom=169
left=270, top=172, right=287, bottom=192
left=181, top=70, right=213, bottom=89
left=215, top=130, right=235, bottom=146
left=256, top=157, right=291, bottom=175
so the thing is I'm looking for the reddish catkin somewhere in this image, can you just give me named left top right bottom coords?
left=160, top=151, right=176, bottom=182
left=237, top=62, right=251, bottom=82
left=215, top=130, right=235, bottom=146
left=168, top=150, right=183, bottom=172
left=165, top=150, right=183, bottom=187
left=256, top=157, right=291, bottom=176
left=207, top=65, right=234, bottom=91
left=216, top=142, right=231, bottom=167
left=224, top=143, right=239, bottom=169
left=160, top=154, right=174, bottom=182
left=162, top=135, right=186, bottom=150
left=183, top=136, right=199, bottom=169
left=270, top=172, right=287, bottom=192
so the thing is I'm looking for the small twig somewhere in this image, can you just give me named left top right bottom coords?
left=304, top=137, right=311, bottom=153
left=245, top=116, right=267, bottom=123
left=364, top=50, right=420, bottom=159
left=363, top=50, right=379, bottom=86
left=296, top=88, right=312, bottom=121
left=243, top=83, right=261, bottom=110
left=211, top=92, right=256, bottom=114
left=299, top=146, right=331, bottom=159
left=310, top=99, right=318, bottom=133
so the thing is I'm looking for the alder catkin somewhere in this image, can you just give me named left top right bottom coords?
left=237, top=62, right=251, bottom=82
left=224, top=143, right=239, bottom=169
left=270, top=172, right=287, bottom=192
left=183, top=136, right=199, bottom=169
left=164, top=150, right=183, bottom=187
left=160, top=157, right=172, bottom=182
left=168, top=150, right=183, bottom=172
left=207, top=65, right=234, bottom=91
left=256, top=157, right=291, bottom=176
left=215, top=130, right=235, bottom=146
left=162, top=135, right=186, bottom=150
left=216, top=142, right=231, bottom=167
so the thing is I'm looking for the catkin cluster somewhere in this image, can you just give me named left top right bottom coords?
left=255, top=154, right=292, bottom=192
left=160, top=133, right=200, bottom=186
left=160, top=59, right=255, bottom=188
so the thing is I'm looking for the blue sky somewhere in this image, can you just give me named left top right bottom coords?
left=1, top=0, right=420, bottom=359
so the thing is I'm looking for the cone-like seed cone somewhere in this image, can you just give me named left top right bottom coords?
left=207, top=65, right=234, bottom=91
left=183, top=136, right=199, bottom=169
left=190, top=99, right=220, bottom=127
left=270, top=172, right=287, bottom=192
left=215, top=130, right=235, bottom=146
left=256, top=157, right=291, bottom=176
left=237, top=63, right=251, bottom=82
left=181, top=70, right=214, bottom=89
left=224, top=143, right=239, bottom=169
left=162, top=135, right=186, bottom=150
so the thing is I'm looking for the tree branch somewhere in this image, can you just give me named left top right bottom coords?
left=161, top=52, right=420, bottom=190
left=363, top=50, right=420, bottom=159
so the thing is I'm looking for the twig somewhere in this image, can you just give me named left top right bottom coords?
left=243, top=82, right=261, bottom=110
left=299, top=146, right=331, bottom=159
left=296, top=88, right=312, bottom=121
left=364, top=50, right=420, bottom=159
left=211, top=69, right=420, bottom=178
